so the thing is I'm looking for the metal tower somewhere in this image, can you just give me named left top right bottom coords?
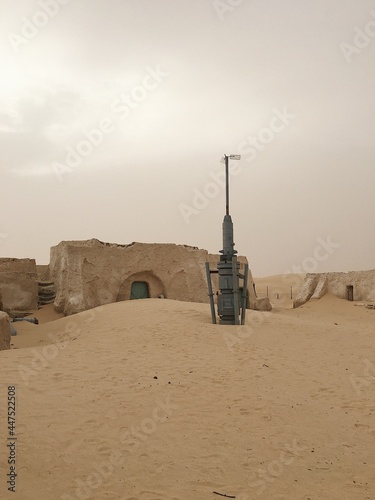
left=205, top=154, right=249, bottom=325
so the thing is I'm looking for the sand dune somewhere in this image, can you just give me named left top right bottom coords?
left=254, top=274, right=305, bottom=309
left=1, top=293, right=374, bottom=499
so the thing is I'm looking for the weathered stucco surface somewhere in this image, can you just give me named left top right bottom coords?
left=36, top=265, right=50, bottom=281
left=294, top=270, right=375, bottom=308
left=0, top=258, right=39, bottom=312
left=0, top=311, right=11, bottom=351
left=50, top=239, right=271, bottom=316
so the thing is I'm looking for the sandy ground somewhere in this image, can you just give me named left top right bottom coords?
left=254, top=274, right=305, bottom=309
left=1, top=282, right=374, bottom=500
left=8, top=304, right=64, bottom=349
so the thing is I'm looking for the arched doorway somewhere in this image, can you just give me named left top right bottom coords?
left=116, top=271, right=166, bottom=302
left=130, top=281, right=149, bottom=300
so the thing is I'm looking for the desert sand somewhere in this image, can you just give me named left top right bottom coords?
left=254, top=274, right=305, bottom=309
left=1, top=276, right=374, bottom=500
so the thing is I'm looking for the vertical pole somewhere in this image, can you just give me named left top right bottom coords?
left=232, top=256, right=240, bottom=325
left=225, top=155, right=229, bottom=216
left=241, top=263, right=248, bottom=325
left=266, top=286, right=269, bottom=297
left=290, top=286, right=293, bottom=299
left=205, top=262, right=216, bottom=324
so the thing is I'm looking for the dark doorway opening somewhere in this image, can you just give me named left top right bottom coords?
left=347, top=285, right=354, bottom=301
left=130, top=281, right=149, bottom=300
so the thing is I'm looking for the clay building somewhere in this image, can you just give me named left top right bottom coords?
left=50, top=239, right=271, bottom=316
left=0, top=258, right=39, bottom=312
left=0, top=312, right=11, bottom=351
left=294, top=270, right=375, bottom=308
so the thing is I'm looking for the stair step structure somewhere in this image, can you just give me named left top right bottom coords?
left=38, top=281, right=56, bottom=306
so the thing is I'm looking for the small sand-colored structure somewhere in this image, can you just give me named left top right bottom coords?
left=0, top=311, right=11, bottom=350
left=294, top=270, right=375, bottom=307
left=0, top=258, right=39, bottom=312
left=50, top=239, right=271, bottom=316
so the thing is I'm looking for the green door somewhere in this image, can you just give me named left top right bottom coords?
left=130, top=281, right=149, bottom=300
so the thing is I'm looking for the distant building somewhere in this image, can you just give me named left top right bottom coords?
left=294, top=270, right=375, bottom=308
left=0, top=240, right=272, bottom=316
left=0, top=258, right=39, bottom=312
left=50, top=239, right=271, bottom=316
left=0, top=312, right=11, bottom=351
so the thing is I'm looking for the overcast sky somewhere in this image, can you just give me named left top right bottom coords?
left=1, top=0, right=374, bottom=276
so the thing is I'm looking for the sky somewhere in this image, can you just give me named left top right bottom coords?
left=0, top=0, right=374, bottom=276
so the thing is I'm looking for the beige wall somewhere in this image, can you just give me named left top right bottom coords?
left=325, top=270, right=375, bottom=301
left=0, top=311, right=11, bottom=351
left=0, top=258, right=39, bottom=312
left=50, top=239, right=271, bottom=316
left=36, top=265, right=50, bottom=281
left=294, top=270, right=375, bottom=307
